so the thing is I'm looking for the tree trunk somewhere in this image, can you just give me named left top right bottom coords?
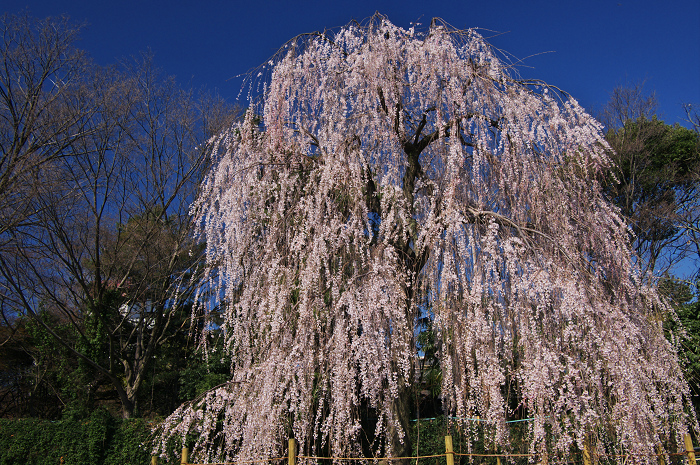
left=113, top=377, right=136, bottom=418
left=387, top=379, right=413, bottom=465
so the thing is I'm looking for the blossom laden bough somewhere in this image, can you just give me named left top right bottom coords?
left=155, top=14, right=696, bottom=464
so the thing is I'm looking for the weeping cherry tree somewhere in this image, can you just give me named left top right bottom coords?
left=155, top=16, right=695, bottom=463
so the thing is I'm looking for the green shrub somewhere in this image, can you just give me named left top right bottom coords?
left=0, top=410, right=154, bottom=465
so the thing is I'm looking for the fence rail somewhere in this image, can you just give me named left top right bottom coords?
left=153, top=434, right=698, bottom=465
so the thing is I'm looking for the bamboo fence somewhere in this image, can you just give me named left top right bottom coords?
left=151, top=434, right=698, bottom=465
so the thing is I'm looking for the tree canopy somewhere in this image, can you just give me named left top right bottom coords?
left=599, top=85, right=700, bottom=278
left=155, top=16, right=695, bottom=463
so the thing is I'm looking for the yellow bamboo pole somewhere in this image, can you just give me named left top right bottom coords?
left=583, top=438, right=591, bottom=465
left=180, top=446, right=189, bottom=465
left=684, top=434, right=696, bottom=464
left=288, top=438, right=296, bottom=465
left=445, top=436, right=454, bottom=465
left=656, top=444, right=665, bottom=465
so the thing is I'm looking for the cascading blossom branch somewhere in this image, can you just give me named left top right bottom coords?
left=155, top=15, right=696, bottom=464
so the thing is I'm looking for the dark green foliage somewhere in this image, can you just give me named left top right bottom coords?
left=605, top=118, right=698, bottom=204
left=677, top=301, right=700, bottom=419
left=26, top=313, right=100, bottom=419
left=0, top=320, right=35, bottom=417
left=140, top=329, right=231, bottom=416
left=0, top=409, right=155, bottom=465
left=677, top=299, right=700, bottom=394
left=177, top=356, right=231, bottom=403
left=416, top=317, right=442, bottom=419
left=662, top=278, right=700, bottom=415
left=410, top=416, right=534, bottom=465
left=1, top=307, right=231, bottom=420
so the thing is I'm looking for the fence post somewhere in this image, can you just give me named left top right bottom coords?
left=289, top=438, right=297, bottom=465
left=445, top=435, right=454, bottom=465
left=583, top=437, right=591, bottom=465
left=151, top=456, right=158, bottom=465
left=656, top=444, right=664, bottom=465
left=685, top=434, right=696, bottom=465
left=181, top=447, right=189, bottom=465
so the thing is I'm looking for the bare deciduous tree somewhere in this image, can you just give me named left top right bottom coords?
left=0, top=13, right=91, bottom=337
left=0, top=14, right=236, bottom=418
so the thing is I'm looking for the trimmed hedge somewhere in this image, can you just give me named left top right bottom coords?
left=1, top=412, right=528, bottom=465
left=0, top=409, right=154, bottom=465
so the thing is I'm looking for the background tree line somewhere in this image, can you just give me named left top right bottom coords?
left=0, top=12, right=234, bottom=420
left=0, top=12, right=698, bottom=428
left=598, top=84, right=700, bottom=414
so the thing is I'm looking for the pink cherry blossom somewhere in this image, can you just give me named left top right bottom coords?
left=154, top=15, right=696, bottom=464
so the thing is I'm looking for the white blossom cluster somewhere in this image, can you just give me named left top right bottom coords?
left=154, top=15, right=695, bottom=464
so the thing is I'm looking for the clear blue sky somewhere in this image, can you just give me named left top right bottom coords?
left=6, top=0, right=700, bottom=127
